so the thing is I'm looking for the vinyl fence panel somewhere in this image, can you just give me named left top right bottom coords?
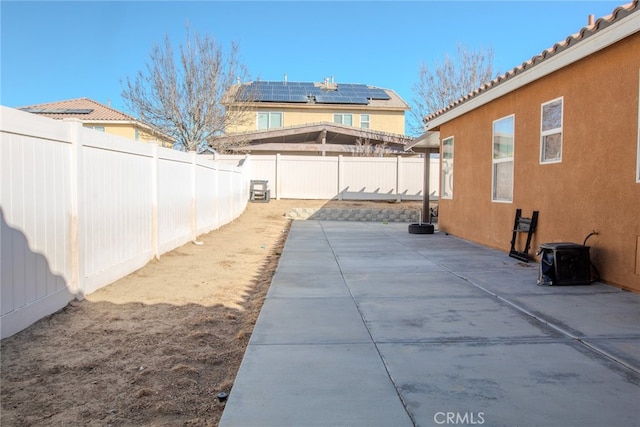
left=217, top=165, right=234, bottom=226
left=1, top=110, right=75, bottom=337
left=81, top=130, right=155, bottom=294
left=341, top=157, right=399, bottom=200
left=246, top=155, right=277, bottom=192
left=195, top=157, right=219, bottom=235
left=1, top=106, right=248, bottom=338
left=157, top=150, right=195, bottom=255
left=279, top=156, right=339, bottom=199
left=402, top=157, right=427, bottom=199
left=216, top=154, right=438, bottom=201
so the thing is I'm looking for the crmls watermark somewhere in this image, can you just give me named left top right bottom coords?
left=433, top=411, right=485, bottom=425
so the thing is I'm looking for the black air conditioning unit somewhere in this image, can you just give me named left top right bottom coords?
left=537, top=242, right=591, bottom=286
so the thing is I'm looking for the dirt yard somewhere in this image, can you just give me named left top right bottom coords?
left=1, top=199, right=423, bottom=426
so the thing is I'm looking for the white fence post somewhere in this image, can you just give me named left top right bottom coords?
left=229, top=164, right=234, bottom=220
left=190, top=151, right=197, bottom=242
left=68, top=120, right=85, bottom=299
left=275, top=153, right=281, bottom=200
left=151, top=144, right=159, bottom=259
left=338, top=155, right=344, bottom=200
left=243, top=155, right=251, bottom=204
left=214, top=159, right=220, bottom=230
left=396, top=155, right=402, bottom=203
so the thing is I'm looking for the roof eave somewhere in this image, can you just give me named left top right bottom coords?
left=405, top=131, right=441, bottom=151
left=225, top=101, right=408, bottom=112
left=215, top=122, right=412, bottom=146
left=68, top=119, right=140, bottom=124
left=425, top=8, right=640, bottom=130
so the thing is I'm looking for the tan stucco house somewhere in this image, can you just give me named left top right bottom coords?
left=220, top=79, right=413, bottom=156
left=19, top=98, right=174, bottom=148
left=410, top=1, right=640, bottom=292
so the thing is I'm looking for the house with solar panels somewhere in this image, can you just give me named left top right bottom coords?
left=409, top=1, right=640, bottom=292
left=218, top=78, right=413, bottom=156
left=18, top=98, right=174, bottom=149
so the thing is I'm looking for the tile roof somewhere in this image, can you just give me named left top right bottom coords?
left=370, top=89, right=410, bottom=110
left=424, top=0, right=639, bottom=123
left=19, top=98, right=139, bottom=122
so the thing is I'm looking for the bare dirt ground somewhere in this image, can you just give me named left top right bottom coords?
left=1, top=199, right=423, bottom=427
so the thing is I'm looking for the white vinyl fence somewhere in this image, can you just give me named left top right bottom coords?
left=0, top=106, right=249, bottom=338
left=215, top=154, right=439, bottom=201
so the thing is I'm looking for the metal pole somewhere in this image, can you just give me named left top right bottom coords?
left=422, top=150, right=430, bottom=223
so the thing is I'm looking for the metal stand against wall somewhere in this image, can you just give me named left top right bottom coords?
left=249, top=180, right=270, bottom=203
left=509, top=209, right=539, bottom=262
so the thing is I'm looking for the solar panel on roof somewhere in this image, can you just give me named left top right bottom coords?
left=246, top=81, right=391, bottom=104
left=315, top=95, right=368, bottom=105
left=367, top=89, right=391, bottom=100
left=22, top=108, right=96, bottom=114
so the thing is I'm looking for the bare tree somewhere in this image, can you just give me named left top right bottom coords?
left=121, top=26, right=252, bottom=151
left=353, top=136, right=388, bottom=157
left=409, top=44, right=496, bottom=135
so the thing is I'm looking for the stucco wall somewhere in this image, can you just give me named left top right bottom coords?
left=228, top=105, right=406, bottom=135
left=83, top=123, right=173, bottom=148
left=437, top=33, right=640, bottom=292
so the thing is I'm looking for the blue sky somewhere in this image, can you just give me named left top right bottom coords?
left=0, top=0, right=622, bottom=131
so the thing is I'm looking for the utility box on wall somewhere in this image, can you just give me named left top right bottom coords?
left=538, top=242, right=591, bottom=286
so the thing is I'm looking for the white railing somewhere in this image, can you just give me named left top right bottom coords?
left=215, top=154, right=439, bottom=201
left=0, top=106, right=249, bottom=338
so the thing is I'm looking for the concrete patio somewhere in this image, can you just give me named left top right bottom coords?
left=219, top=221, right=640, bottom=427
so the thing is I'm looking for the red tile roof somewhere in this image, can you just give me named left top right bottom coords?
left=424, top=0, right=639, bottom=123
left=19, top=98, right=138, bottom=122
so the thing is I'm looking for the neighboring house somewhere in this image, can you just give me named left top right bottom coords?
left=19, top=98, right=174, bottom=148
left=409, top=1, right=640, bottom=292
left=220, top=79, right=413, bottom=156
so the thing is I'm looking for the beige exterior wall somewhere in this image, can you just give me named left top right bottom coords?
left=227, top=104, right=406, bottom=135
left=435, top=33, right=640, bottom=292
left=83, top=122, right=173, bottom=148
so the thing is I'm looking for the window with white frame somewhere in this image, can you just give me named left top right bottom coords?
left=541, top=97, right=563, bottom=163
left=441, top=136, right=454, bottom=199
left=88, top=125, right=105, bottom=132
left=334, top=113, right=353, bottom=126
left=360, top=114, right=370, bottom=129
left=492, top=115, right=515, bottom=202
left=257, top=112, right=282, bottom=129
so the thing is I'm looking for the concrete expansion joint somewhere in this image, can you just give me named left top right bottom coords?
left=445, top=269, right=640, bottom=375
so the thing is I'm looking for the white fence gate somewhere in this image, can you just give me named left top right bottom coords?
left=0, top=107, right=249, bottom=338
